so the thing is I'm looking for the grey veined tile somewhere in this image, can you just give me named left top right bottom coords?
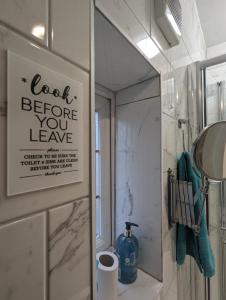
left=49, top=198, right=91, bottom=300
left=0, top=213, right=46, bottom=300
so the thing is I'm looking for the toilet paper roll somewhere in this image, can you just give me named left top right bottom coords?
left=96, top=251, right=119, bottom=300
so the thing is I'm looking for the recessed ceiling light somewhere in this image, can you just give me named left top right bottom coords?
left=137, top=37, right=160, bottom=59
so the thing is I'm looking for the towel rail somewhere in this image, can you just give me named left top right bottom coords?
left=168, top=168, right=209, bottom=235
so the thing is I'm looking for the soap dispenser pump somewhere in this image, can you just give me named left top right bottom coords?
left=116, top=222, right=139, bottom=284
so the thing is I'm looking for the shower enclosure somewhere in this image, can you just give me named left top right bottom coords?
left=201, top=59, right=226, bottom=300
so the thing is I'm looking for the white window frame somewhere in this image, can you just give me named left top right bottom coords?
left=95, top=84, right=115, bottom=252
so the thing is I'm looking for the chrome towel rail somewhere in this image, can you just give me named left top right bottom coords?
left=168, top=168, right=209, bottom=235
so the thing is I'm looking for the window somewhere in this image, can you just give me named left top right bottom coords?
left=95, top=93, right=113, bottom=251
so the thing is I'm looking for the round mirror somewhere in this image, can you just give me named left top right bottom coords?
left=192, top=121, right=226, bottom=181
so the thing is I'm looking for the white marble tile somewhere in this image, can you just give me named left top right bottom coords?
left=161, top=248, right=177, bottom=299
left=187, top=63, right=199, bottom=141
left=150, top=49, right=171, bottom=76
left=180, top=0, right=206, bottom=62
left=49, top=198, right=90, bottom=300
left=51, top=0, right=90, bottom=70
left=177, top=257, right=192, bottom=299
left=0, top=213, right=46, bottom=300
left=0, top=0, right=48, bottom=45
left=193, top=264, right=206, bottom=300
left=116, top=76, right=160, bottom=106
left=118, top=270, right=163, bottom=300
left=161, top=67, right=176, bottom=119
left=116, top=93, right=162, bottom=280
left=174, top=66, right=188, bottom=120
left=0, top=25, right=90, bottom=222
left=208, top=182, right=221, bottom=229
left=209, top=228, right=221, bottom=300
left=124, top=0, right=151, bottom=35
left=162, top=113, right=177, bottom=172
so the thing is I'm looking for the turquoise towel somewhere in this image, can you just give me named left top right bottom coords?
left=176, top=152, right=215, bottom=277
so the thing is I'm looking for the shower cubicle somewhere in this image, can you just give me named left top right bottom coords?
left=201, top=58, right=226, bottom=300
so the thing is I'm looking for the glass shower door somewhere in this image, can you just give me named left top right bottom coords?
left=205, top=62, right=226, bottom=300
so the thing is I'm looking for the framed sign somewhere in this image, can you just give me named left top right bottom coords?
left=7, top=51, right=83, bottom=195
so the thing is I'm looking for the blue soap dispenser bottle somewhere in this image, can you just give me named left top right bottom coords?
left=116, top=222, right=139, bottom=284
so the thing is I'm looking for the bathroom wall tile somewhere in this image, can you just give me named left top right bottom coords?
left=194, top=265, right=206, bottom=300
left=174, top=66, right=188, bottom=120
left=177, top=257, right=192, bottom=300
left=0, top=25, right=90, bottom=222
left=187, top=62, right=200, bottom=141
left=0, top=0, right=48, bottom=45
left=180, top=0, right=206, bottom=62
left=165, top=40, right=192, bottom=70
left=161, top=65, right=177, bottom=119
left=48, top=198, right=90, bottom=300
left=0, top=213, right=46, bottom=300
left=51, top=0, right=90, bottom=70
left=150, top=48, right=171, bottom=76
left=161, top=242, right=177, bottom=300
left=124, top=0, right=151, bottom=35
left=209, top=228, right=221, bottom=300
left=208, top=182, right=221, bottom=229
left=116, top=95, right=162, bottom=280
left=116, top=76, right=160, bottom=106
left=162, top=113, right=177, bottom=172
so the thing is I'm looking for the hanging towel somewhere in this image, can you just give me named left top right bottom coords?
left=176, top=152, right=215, bottom=277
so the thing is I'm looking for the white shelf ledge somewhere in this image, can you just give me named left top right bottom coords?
left=117, top=269, right=163, bottom=300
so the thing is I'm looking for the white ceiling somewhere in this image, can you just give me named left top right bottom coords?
left=195, top=0, right=226, bottom=48
left=95, top=10, right=158, bottom=92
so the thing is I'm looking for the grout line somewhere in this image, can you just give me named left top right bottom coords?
left=115, top=74, right=160, bottom=94
left=0, top=194, right=90, bottom=227
left=116, top=94, right=160, bottom=107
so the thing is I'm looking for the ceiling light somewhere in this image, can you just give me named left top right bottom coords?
left=137, top=37, right=160, bottom=59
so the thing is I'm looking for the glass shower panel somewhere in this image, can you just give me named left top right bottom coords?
left=205, top=62, right=226, bottom=300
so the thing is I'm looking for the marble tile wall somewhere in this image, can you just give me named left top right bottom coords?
left=116, top=79, right=161, bottom=280
left=0, top=213, right=46, bottom=300
left=49, top=198, right=91, bottom=300
left=95, top=1, right=207, bottom=299
left=0, top=1, right=91, bottom=300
